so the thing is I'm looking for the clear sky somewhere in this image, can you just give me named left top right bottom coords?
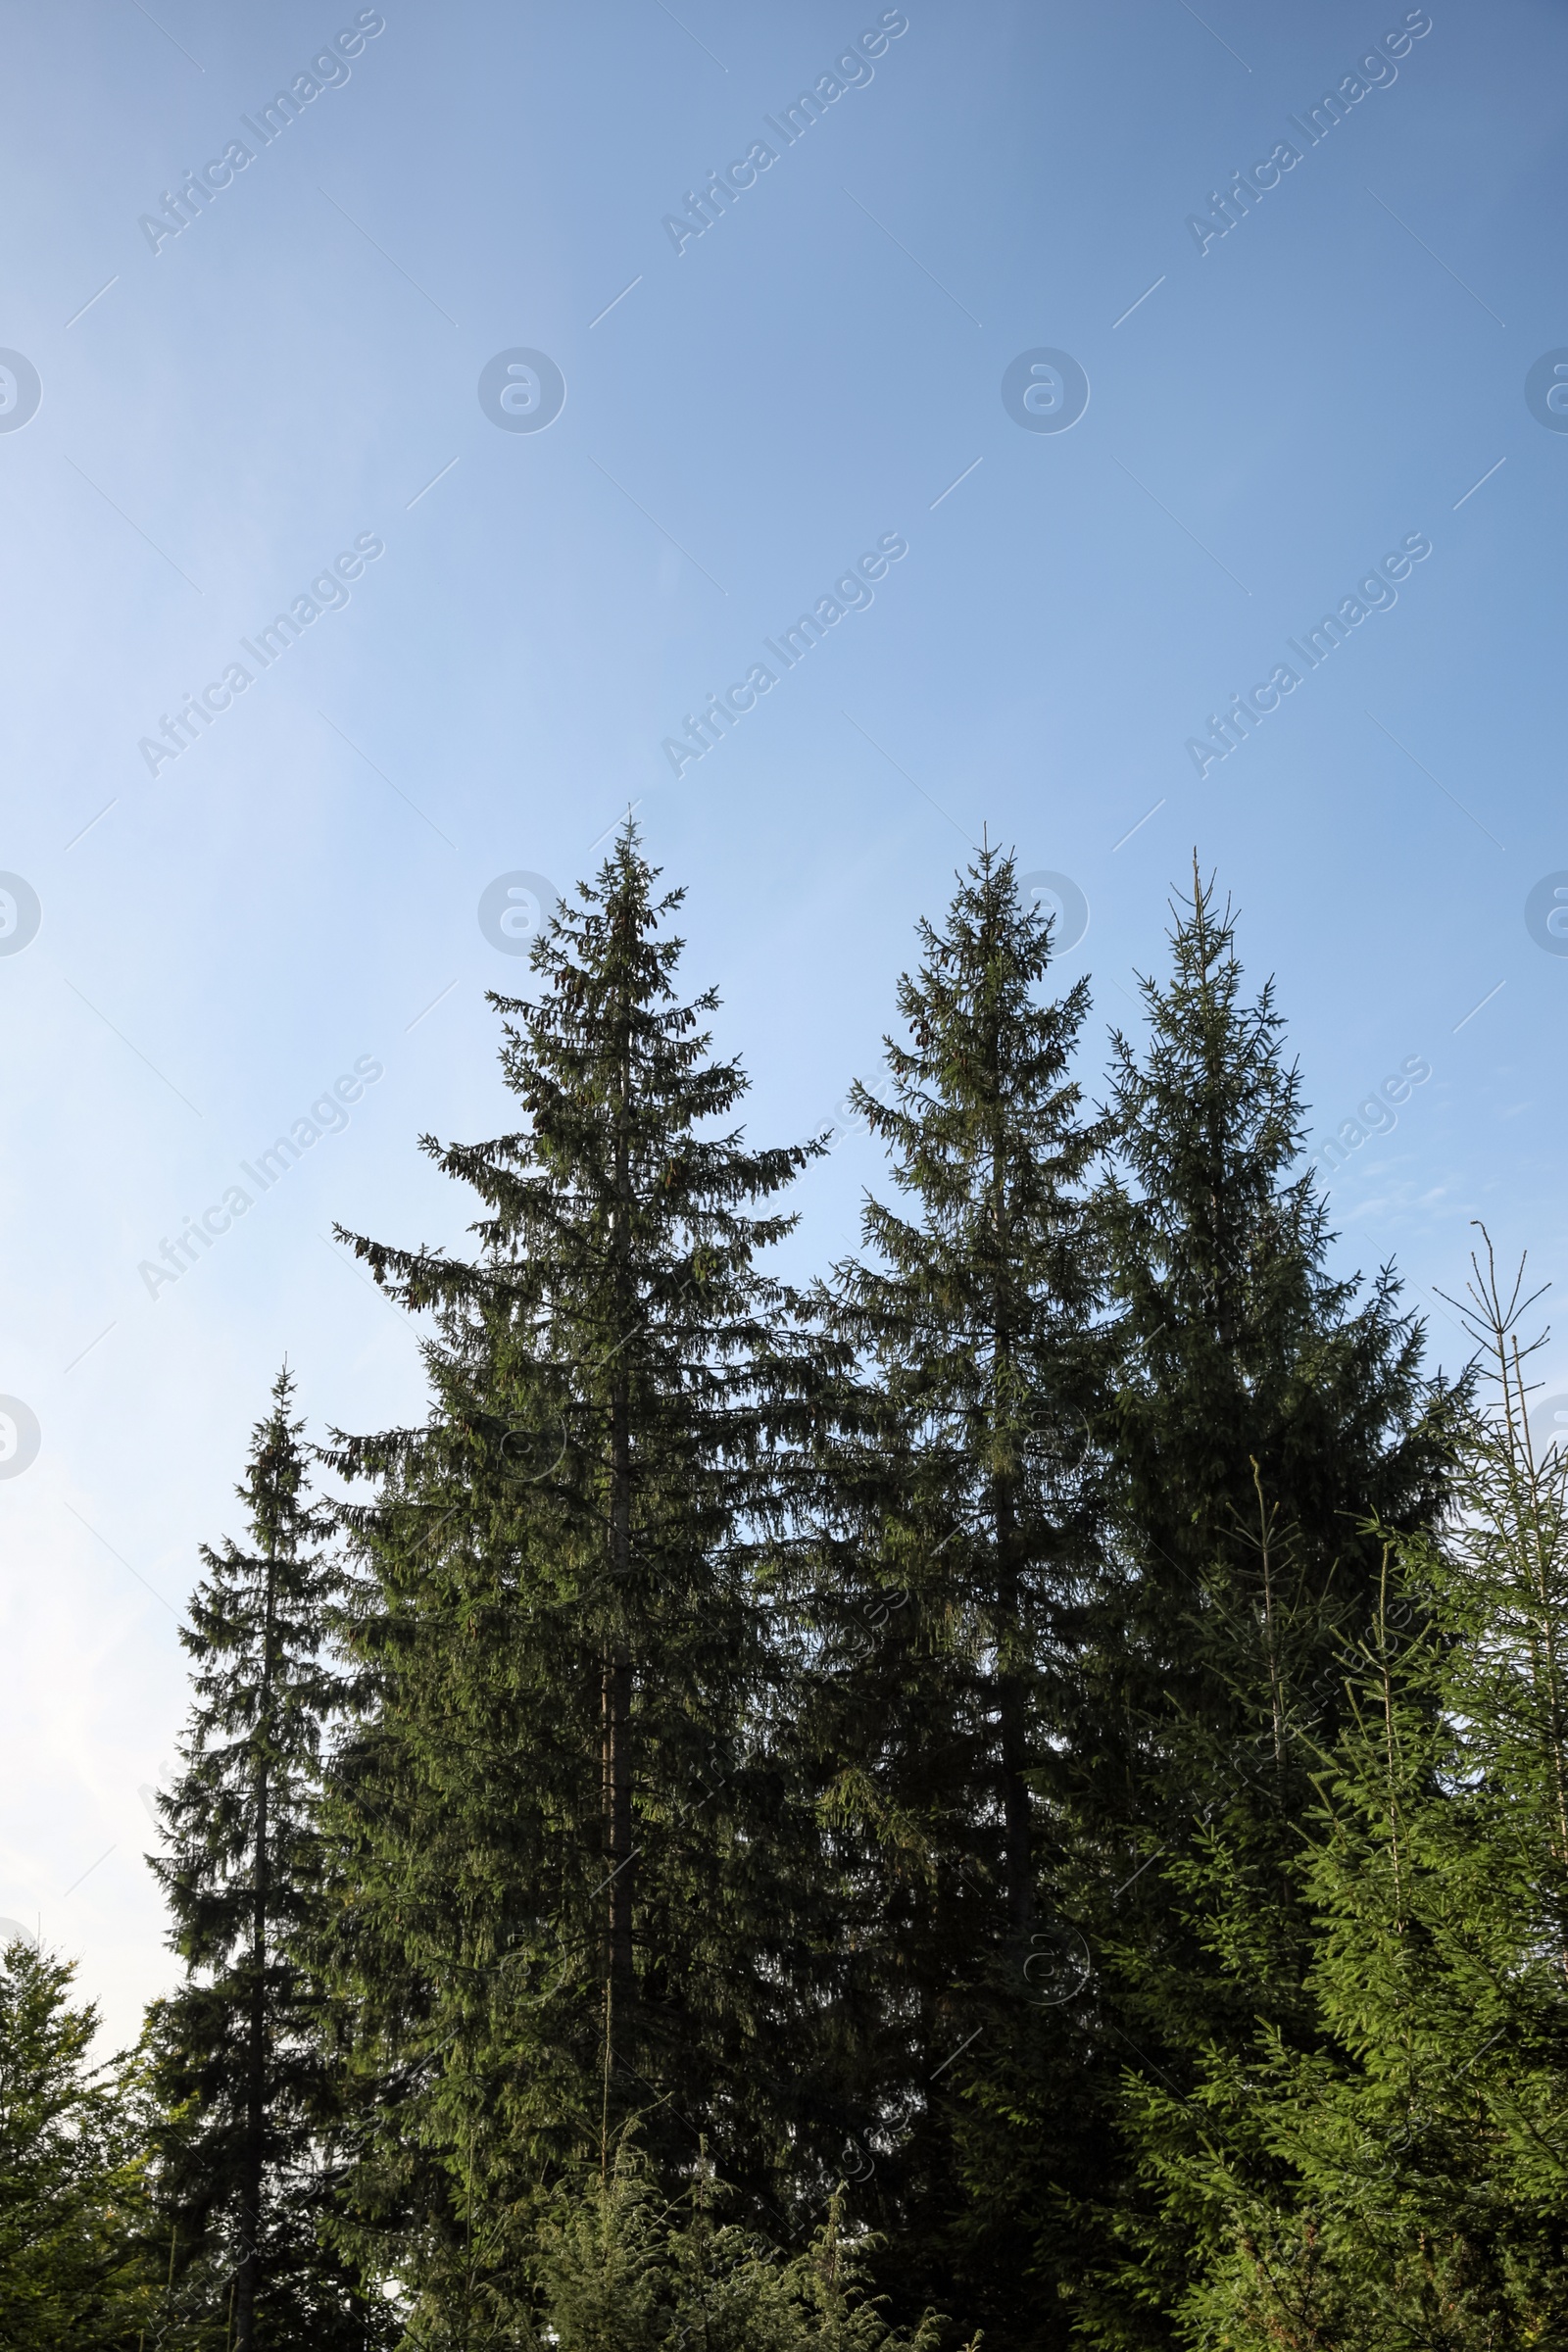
left=1, top=0, right=1563, bottom=2045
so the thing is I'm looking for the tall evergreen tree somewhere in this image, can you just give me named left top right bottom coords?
left=1067, top=864, right=1458, bottom=2345
left=147, top=1367, right=372, bottom=2349
left=801, top=847, right=1108, bottom=2347
left=318, top=827, right=822, bottom=2340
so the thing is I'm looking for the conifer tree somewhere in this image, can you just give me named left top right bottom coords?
left=802, top=846, right=1108, bottom=2346
left=1069, top=865, right=1458, bottom=2345
left=318, top=827, right=821, bottom=2337
left=530, top=2136, right=956, bottom=2352
left=1099, top=859, right=1449, bottom=1737
left=147, top=1368, right=372, bottom=2349
left=1132, top=1239, right=1568, bottom=2347
left=0, top=1937, right=158, bottom=2348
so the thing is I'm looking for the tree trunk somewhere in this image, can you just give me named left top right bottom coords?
left=990, top=1058, right=1033, bottom=1950
left=603, top=1361, right=635, bottom=1994
left=602, top=961, right=636, bottom=2095
left=997, top=1513, right=1034, bottom=1948
left=234, top=1558, right=275, bottom=2352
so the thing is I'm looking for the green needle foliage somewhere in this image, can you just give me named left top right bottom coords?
left=146, top=1367, right=374, bottom=2349
left=530, top=2137, right=957, bottom=2352
left=0, top=1938, right=157, bottom=2350
left=1143, top=1236, right=1568, bottom=2350
left=317, top=826, right=822, bottom=2339
left=1097, top=861, right=1452, bottom=1796
left=803, top=847, right=1108, bottom=2347
left=57, top=839, right=1544, bottom=2346
left=1069, top=865, right=1458, bottom=2346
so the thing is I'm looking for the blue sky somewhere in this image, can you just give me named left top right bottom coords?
left=1, top=0, right=1563, bottom=2042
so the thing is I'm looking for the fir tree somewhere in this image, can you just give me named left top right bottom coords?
left=147, top=1367, right=372, bottom=2349
left=802, top=846, right=1108, bottom=2346
left=1098, top=859, right=1450, bottom=1753
left=318, top=826, right=822, bottom=2337
left=531, top=2136, right=957, bottom=2352
left=0, top=1937, right=157, bottom=2349
left=1113, top=1240, right=1568, bottom=2347
left=1070, top=864, right=1459, bottom=2345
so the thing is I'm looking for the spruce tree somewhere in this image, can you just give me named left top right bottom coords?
left=318, top=826, right=821, bottom=2338
left=0, top=1937, right=157, bottom=2349
left=802, top=846, right=1107, bottom=2347
left=147, top=1367, right=372, bottom=2349
left=1100, top=859, right=1449, bottom=1721
left=530, top=2138, right=956, bottom=2352
left=1134, top=1238, right=1568, bottom=2347
left=1069, top=864, right=1458, bottom=2345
